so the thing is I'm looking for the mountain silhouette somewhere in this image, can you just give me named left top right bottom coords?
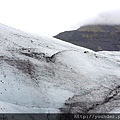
left=54, top=25, right=120, bottom=51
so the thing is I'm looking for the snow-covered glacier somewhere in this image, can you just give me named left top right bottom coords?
left=0, top=23, right=120, bottom=113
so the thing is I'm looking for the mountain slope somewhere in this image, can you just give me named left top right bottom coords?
left=0, top=24, right=120, bottom=113
left=54, top=25, right=120, bottom=51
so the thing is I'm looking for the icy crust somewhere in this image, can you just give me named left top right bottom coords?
left=0, top=23, right=120, bottom=113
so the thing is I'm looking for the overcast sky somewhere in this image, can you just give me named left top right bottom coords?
left=0, top=0, right=120, bottom=36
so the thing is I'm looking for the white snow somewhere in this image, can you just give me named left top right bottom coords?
left=0, top=23, right=120, bottom=113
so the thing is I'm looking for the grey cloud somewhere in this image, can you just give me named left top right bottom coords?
left=70, top=9, right=120, bottom=29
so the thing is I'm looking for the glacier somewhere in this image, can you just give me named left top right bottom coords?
left=0, top=23, right=120, bottom=113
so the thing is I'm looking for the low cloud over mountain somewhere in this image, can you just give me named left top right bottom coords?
left=83, top=10, right=120, bottom=26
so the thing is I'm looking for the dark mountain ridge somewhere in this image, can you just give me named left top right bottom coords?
left=54, top=25, right=120, bottom=51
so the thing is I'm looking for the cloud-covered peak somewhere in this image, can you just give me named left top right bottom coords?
left=82, top=10, right=120, bottom=26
